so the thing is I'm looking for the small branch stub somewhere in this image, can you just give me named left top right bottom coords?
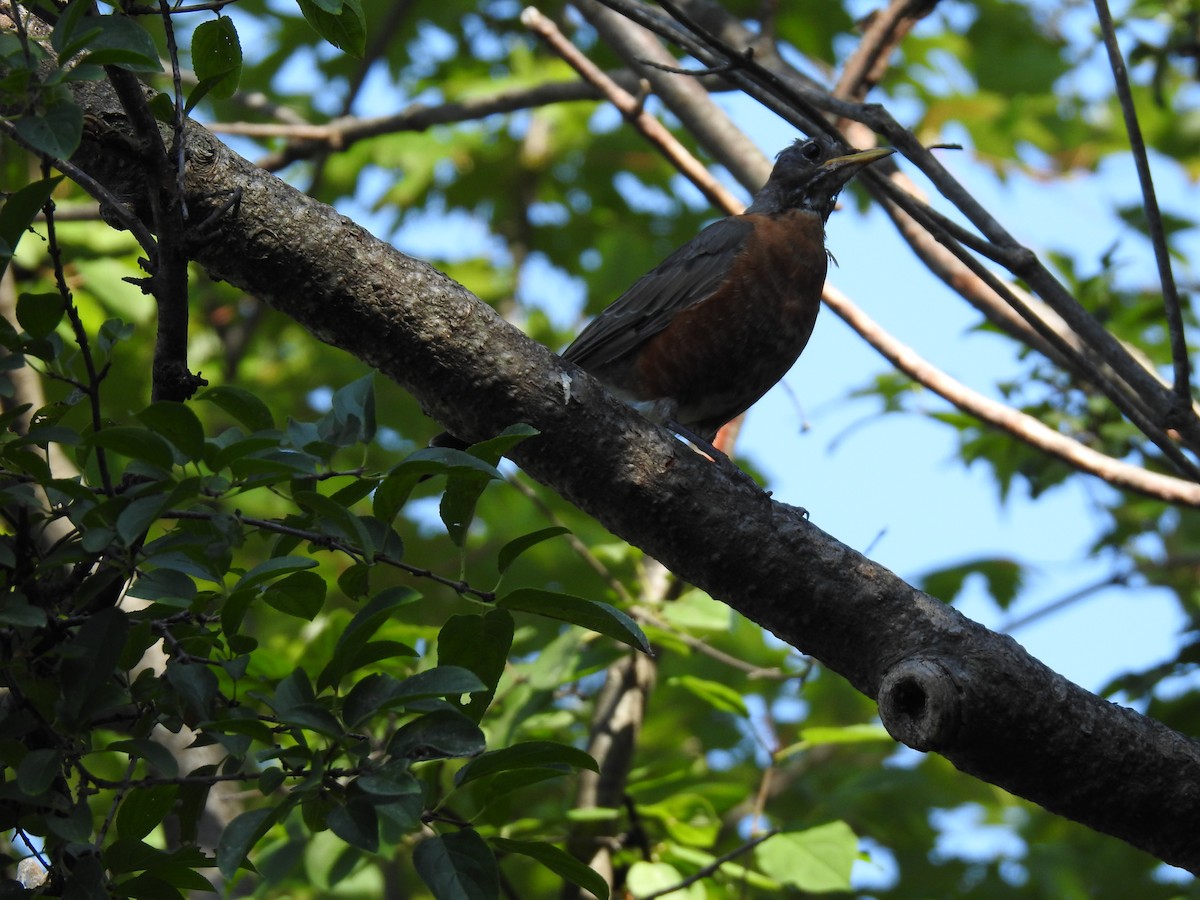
left=878, top=657, right=962, bottom=751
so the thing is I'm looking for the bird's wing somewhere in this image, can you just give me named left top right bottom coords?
left=562, top=216, right=754, bottom=370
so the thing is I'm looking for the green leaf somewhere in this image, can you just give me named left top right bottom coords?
left=125, top=568, right=197, bottom=606
left=136, top=402, right=206, bottom=462
left=661, top=588, right=732, bottom=633
left=343, top=667, right=486, bottom=728
left=795, top=724, right=893, bottom=748
left=57, top=607, right=129, bottom=728
left=87, top=426, right=175, bottom=471
left=77, top=14, right=163, bottom=73
left=106, top=739, right=180, bottom=778
left=667, top=675, right=748, bottom=716
left=165, top=659, right=218, bottom=721
left=919, top=556, right=1025, bottom=610
left=754, top=822, right=858, bottom=892
left=491, top=838, right=609, bottom=900
left=455, top=741, right=597, bottom=788
left=357, top=768, right=421, bottom=799
left=235, top=555, right=318, bottom=592
left=198, top=385, right=274, bottom=432
left=437, top=609, right=513, bottom=721
left=640, top=793, right=720, bottom=847
left=217, top=807, right=278, bottom=879
left=440, top=470, right=494, bottom=548
left=327, top=799, right=379, bottom=853
left=498, top=588, right=651, bottom=654
left=262, top=570, right=327, bottom=620
left=413, top=830, right=499, bottom=900
left=16, top=290, right=63, bottom=340
left=190, top=16, right=241, bottom=103
left=323, top=373, right=376, bottom=445
left=496, top=526, right=569, bottom=575
left=17, top=747, right=61, bottom=795
left=12, top=90, right=83, bottom=159
left=0, top=177, right=62, bottom=278
left=277, top=701, right=343, bottom=737
left=626, top=861, right=695, bottom=898
left=388, top=709, right=486, bottom=761
left=317, top=587, right=420, bottom=690
left=51, top=0, right=96, bottom=57
left=372, top=448, right=502, bottom=527
left=462, top=423, right=539, bottom=464
left=116, top=493, right=172, bottom=546
left=432, top=426, right=536, bottom=546
left=0, top=592, right=48, bottom=627
left=297, top=0, right=366, bottom=57
left=395, top=666, right=487, bottom=700
left=341, top=673, right=405, bottom=728
left=117, top=785, right=179, bottom=841
left=293, top=489, right=373, bottom=552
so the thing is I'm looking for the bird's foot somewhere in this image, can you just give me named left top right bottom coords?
left=666, top=420, right=769, bottom=495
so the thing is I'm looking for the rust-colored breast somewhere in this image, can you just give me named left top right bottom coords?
left=631, top=209, right=828, bottom=440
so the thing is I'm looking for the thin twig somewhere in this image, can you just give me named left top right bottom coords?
left=158, top=0, right=188, bottom=220
left=1000, top=571, right=1130, bottom=633
left=633, top=605, right=788, bottom=679
left=161, top=507, right=497, bottom=601
left=637, top=829, right=779, bottom=899
left=1093, top=0, right=1191, bottom=406
left=0, top=120, right=158, bottom=257
left=506, top=475, right=634, bottom=605
left=42, top=190, right=114, bottom=496
left=123, top=0, right=241, bottom=14
left=242, top=74, right=650, bottom=170
left=521, top=5, right=742, bottom=212
left=634, top=55, right=740, bottom=76
left=94, top=758, right=139, bottom=848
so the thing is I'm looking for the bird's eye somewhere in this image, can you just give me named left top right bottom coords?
left=799, top=140, right=822, bottom=161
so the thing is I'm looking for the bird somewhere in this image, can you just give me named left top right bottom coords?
left=559, top=136, right=892, bottom=455
left=433, top=136, right=892, bottom=466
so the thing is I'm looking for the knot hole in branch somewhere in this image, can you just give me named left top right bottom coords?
left=877, top=657, right=962, bottom=752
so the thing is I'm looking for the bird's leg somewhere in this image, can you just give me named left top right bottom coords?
left=665, top=419, right=770, bottom=495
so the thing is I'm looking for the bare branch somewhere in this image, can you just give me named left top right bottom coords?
left=237, top=74, right=652, bottom=170
left=574, top=0, right=768, bottom=189
left=1093, top=0, right=1191, bottom=406
left=637, top=829, right=779, bottom=899
left=521, top=5, right=741, bottom=212
left=822, top=282, right=1200, bottom=506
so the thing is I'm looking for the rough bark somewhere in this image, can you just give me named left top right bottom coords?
left=65, top=78, right=1200, bottom=874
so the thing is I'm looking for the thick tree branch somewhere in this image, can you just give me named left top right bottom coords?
left=63, top=79, right=1200, bottom=873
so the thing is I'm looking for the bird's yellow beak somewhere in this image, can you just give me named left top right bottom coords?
left=822, top=147, right=895, bottom=169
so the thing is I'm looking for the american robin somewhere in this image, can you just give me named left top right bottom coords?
left=436, top=136, right=892, bottom=461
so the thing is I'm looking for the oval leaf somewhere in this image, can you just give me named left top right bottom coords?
left=413, top=830, right=498, bottom=900
left=498, top=588, right=651, bottom=655
left=492, top=838, right=609, bottom=900
left=455, top=741, right=598, bottom=788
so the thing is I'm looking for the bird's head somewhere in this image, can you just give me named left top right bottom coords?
left=747, top=136, right=893, bottom=220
